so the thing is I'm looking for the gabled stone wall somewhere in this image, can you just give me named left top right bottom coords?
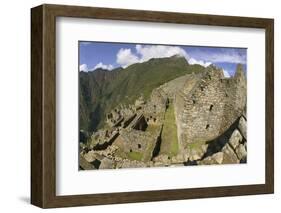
left=175, top=65, right=246, bottom=150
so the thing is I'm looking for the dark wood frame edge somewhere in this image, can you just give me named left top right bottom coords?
left=31, top=4, right=274, bottom=208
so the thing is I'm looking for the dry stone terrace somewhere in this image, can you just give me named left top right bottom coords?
left=79, top=64, right=247, bottom=170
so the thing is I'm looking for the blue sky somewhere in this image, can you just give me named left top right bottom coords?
left=79, top=41, right=247, bottom=77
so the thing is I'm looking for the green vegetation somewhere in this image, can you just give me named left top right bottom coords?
left=115, top=148, right=144, bottom=161
left=186, top=140, right=206, bottom=150
left=142, top=125, right=162, bottom=162
left=80, top=56, right=205, bottom=132
left=160, top=104, right=179, bottom=157
left=127, top=151, right=143, bottom=161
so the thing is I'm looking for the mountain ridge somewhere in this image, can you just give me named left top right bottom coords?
left=79, top=56, right=206, bottom=132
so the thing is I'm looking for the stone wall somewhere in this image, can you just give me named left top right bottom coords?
left=142, top=88, right=167, bottom=126
left=118, top=129, right=153, bottom=153
left=175, top=65, right=246, bottom=149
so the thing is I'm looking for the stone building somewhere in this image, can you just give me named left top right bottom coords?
left=174, top=64, right=246, bottom=150
left=143, top=88, right=167, bottom=125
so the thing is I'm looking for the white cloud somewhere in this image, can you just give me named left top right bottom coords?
left=223, top=69, right=231, bottom=78
left=191, top=49, right=246, bottom=64
left=116, top=45, right=190, bottom=68
left=80, top=63, right=114, bottom=72
left=79, top=64, right=89, bottom=72
left=116, top=44, right=215, bottom=68
left=116, top=48, right=139, bottom=68
left=135, top=44, right=189, bottom=62
left=93, top=62, right=114, bottom=70
left=188, top=57, right=212, bottom=68
left=115, top=44, right=246, bottom=69
left=210, top=53, right=246, bottom=64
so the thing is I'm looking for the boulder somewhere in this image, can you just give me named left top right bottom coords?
left=229, top=129, right=243, bottom=149
left=213, top=152, right=224, bottom=164
left=199, top=152, right=224, bottom=165
left=221, top=144, right=239, bottom=164
left=79, top=155, right=94, bottom=170
left=235, top=144, right=247, bottom=161
left=99, top=158, right=114, bottom=169
left=238, top=116, right=247, bottom=139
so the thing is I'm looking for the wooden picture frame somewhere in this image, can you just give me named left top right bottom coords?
left=31, top=4, right=274, bottom=208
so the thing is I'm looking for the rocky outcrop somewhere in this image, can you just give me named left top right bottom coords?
left=79, top=155, right=95, bottom=170
left=238, top=116, right=247, bottom=139
left=229, top=129, right=243, bottom=149
left=235, top=144, right=247, bottom=161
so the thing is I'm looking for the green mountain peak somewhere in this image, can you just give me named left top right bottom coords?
left=79, top=56, right=205, bottom=132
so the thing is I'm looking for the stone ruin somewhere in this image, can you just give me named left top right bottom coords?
left=175, top=64, right=246, bottom=150
left=80, top=64, right=247, bottom=170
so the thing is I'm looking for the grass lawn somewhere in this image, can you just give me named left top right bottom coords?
left=186, top=140, right=206, bottom=150
left=160, top=104, right=179, bottom=157
left=127, top=151, right=143, bottom=161
left=143, top=124, right=162, bottom=162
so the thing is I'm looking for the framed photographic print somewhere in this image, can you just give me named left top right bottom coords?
left=31, top=4, right=274, bottom=208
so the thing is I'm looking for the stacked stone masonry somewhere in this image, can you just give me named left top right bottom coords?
left=79, top=64, right=247, bottom=170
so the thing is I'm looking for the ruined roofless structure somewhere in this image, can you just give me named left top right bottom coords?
left=174, top=64, right=246, bottom=150
left=81, top=63, right=247, bottom=169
